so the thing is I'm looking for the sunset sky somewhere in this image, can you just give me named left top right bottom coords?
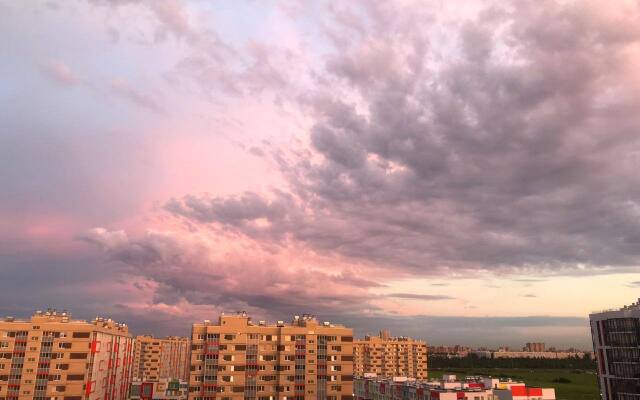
left=2, top=0, right=640, bottom=349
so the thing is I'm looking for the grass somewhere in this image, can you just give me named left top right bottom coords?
left=428, top=368, right=600, bottom=400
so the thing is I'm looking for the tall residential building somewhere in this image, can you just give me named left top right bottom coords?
left=133, top=335, right=190, bottom=381
left=0, top=309, right=133, bottom=400
left=590, top=299, right=640, bottom=400
left=189, top=313, right=354, bottom=400
left=523, top=343, right=545, bottom=352
left=353, top=331, right=427, bottom=379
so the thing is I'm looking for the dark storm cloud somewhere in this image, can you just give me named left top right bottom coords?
left=387, top=293, right=455, bottom=301
left=168, top=0, right=640, bottom=276
left=321, top=313, right=591, bottom=348
left=79, top=228, right=381, bottom=317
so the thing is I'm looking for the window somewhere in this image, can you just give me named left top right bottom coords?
left=235, top=345, right=246, bottom=351
left=69, top=353, right=88, bottom=359
left=223, top=335, right=235, bottom=341
left=58, top=343, right=72, bottom=349
left=72, top=332, right=90, bottom=339
left=67, top=374, right=84, bottom=381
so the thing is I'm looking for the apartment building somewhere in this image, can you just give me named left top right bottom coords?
left=0, top=309, right=133, bottom=400
left=189, top=313, right=354, bottom=400
left=590, top=299, right=640, bottom=400
left=133, top=335, right=190, bottom=381
left=354, top=331, right=427, bottom=379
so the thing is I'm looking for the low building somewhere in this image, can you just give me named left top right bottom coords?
left=355, top=331, right=427, bottom=379
left=0, top=309, right=133, bottom=400
left=590, top=298, right=640, bottom=400
left=354, top=374, right=555, bottom=400
left=130, top=378, right=188, bottom=400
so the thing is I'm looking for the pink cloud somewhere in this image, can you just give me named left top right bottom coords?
left=80, top=227, right=395, bottom=318
left=39, top=59, right=79, bottom=86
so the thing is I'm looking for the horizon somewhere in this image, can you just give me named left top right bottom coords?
left=2, top=306, right=598, bottom=350
left=3, top=0, right=640, bottom=353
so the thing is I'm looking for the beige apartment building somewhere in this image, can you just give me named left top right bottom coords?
left=353, top=330, right=427, bottom=379
left=0, top=309, right=133, bottom=400
left=133, top=335, right=190, bottom=382
left=189, top=313, right=354, bottom=400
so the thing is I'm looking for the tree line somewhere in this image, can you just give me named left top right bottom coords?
left=429, top=353, right=597, bottom=370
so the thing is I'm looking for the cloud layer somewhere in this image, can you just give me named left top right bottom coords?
left=3, top=0, right=640, bottom=346
left=167, top=0, right=640, bottom=276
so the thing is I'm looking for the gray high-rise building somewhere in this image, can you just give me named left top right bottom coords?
left=590, top=299, right=640, bottom=400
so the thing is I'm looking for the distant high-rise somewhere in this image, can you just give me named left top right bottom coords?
left=353, top=331, right=427, bottom=379
left=0, top=309, right=133, bottom=400
left=523, top=342, right=545, bottom=352
left=188, top=313, right=354, bottom=400
left=590, top=299, right=640, bottom=400
left=133, top=335, right=190, bottom=382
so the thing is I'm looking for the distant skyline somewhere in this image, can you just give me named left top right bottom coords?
left=2, top=0, right=640, bottom=349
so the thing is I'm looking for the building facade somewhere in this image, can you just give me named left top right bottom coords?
left=354, top=332, right=427, bottom=379
left=133, top=335, right=190, bottom=382
left=590, top=299, right=640, bottom=400
left=0, top=309, right=133, bottom=400
left=189, top=313, right=354, bottom=400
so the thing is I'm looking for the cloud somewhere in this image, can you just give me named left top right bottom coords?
left=110, top=79, right=163, bottom=113
left=323, top=313, right=592, bottom=348
left=387, top=293, right=455, bottom=301
left=79, top=227, right=383, bottom=317
left=39, top=59, right=79, bottom=86
left=166, top=0, right=640, bottom=278
left=521, top=294, right=537, bottom=298
left=626, top=281, right=640, bottom=287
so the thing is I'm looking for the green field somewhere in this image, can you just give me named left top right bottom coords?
left=429, top=368, right=600, bottom=400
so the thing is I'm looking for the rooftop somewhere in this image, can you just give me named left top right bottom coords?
left=2, top=308, right=129, bottom=333
left=590, top=298, right=640, bottom=319
left=196, top=311, right=346, bottom=329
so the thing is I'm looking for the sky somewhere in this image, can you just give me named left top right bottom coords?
left=2, top=0, right=640, bottom=350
